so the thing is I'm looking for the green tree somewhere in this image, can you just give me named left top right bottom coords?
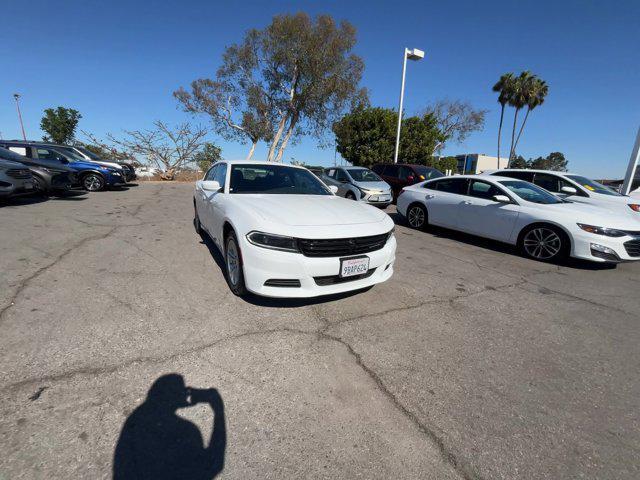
left=511, top=77, right=549, bottom=158
left=509, top=155, right=530, bottom=169
left=492, top=73, right=515, bottom=167
left=332, top=107, right=442, bottom=168
left=176, top=13, right=365, bottom=162
left=424, top=99, right=487, bottom=153
left=193, top=142, right=222, bottom=172
left=530, top=152, right=567, bottom=171
left=40, top=107, right=82, bottom=144
left=433, top=156, right=458, bottom=173
left=507, top=71, right=534, bottom=163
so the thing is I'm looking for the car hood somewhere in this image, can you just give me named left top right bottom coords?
left=0, top=158, right=26, bottom=169
left=235, top=194, right=389, bottom=226
left=83, top=159, right=123, bottom=169
left=545, top=201, right=640, bottom=230
left=353, top=181, right=391, bottom=192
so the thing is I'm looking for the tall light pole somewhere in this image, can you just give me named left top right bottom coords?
left=13, top=93, right=27, bottom=140
left=393, top=47, right=424, bottom=163
left=621, top=126, right=640, bottom=195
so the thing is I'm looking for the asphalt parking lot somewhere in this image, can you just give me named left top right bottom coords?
left=1, top=183, right=639, bottom=480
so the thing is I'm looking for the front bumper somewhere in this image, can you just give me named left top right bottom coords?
left=571, top=230, right=640, bottom=263
left=240, top=234, right=397, bottom=297
left=105, top=172, right=127, bottom=186
left=0, top=180, right=37, bottom=198
left=359, top=191, right=393, bottom=207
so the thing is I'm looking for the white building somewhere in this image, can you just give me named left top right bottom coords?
left=455, top=154, right=508, bottom=174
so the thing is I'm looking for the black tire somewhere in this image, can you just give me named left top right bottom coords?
left=225, top=231, right=247, bottom=296
left=518, top=224, right=569, bottom=262
left=345, top=191, right=357, bottom=200
left=82, top=173, right=105, bottom=192
left=406, top=203, right=428, bottom=230
left=193, top=201, right=203, bottom=235
left=32, top=175, right=48, bottom=196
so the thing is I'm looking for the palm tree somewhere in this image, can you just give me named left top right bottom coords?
left=507, top=71, right=534, bottom=167
left=492, top=73, right=515, bottom=168
left=511, top=77, right=548, bottom=159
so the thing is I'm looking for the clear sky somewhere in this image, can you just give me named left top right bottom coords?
left=1, top=0, right=638, bottom=178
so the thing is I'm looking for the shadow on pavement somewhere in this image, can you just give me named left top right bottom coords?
left=390, top=211, right=617, bottom=271
left=198, top=230, right=372, bottom=307
left=113, top=374, right=226, bottom=480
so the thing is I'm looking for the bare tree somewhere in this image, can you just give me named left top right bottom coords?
left=81, top=131, right=135, bottom=162
left=424, top=100, right=487, bottom=153
left=107, top=122, right=208, bottom=180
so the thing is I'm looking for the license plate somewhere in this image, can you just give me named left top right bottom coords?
left=340, top=256, right=370, bottom=278
left=378, top=194, right=391, bottom=201
left=24, top=181, right=34, bottom=190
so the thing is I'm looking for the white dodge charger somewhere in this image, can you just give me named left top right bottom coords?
left=194, top=161, right=396, bottom=297
left=397, top=175, right=640, bottom=263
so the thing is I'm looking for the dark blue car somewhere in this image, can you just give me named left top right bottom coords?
left=0, top=141, right=126, bottom=191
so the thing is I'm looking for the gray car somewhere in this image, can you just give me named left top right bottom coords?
left=325, top=166, right=393, bottom=208
left=0, top=158, right=36, bottom=199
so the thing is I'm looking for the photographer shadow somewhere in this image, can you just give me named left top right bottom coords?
left=113, top=374, right=226, bottom=480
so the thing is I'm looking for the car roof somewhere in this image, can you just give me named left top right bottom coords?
left=220, top=160, right=308, bottom=169
left=425, top=174, right=515, bottom=182
left=499, top=168, right=579, bottom=176
left=374, top=163, right=435, bottom=168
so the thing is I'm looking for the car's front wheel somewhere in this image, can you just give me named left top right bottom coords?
left=345, top=191, right=357, bottom=200
left=225, top=231, right=247, bottom=296
left=82, top=173, right=105, bottom=191
left=406, top=203, right=428, bottom=230
left=519, top=225, right=568, bottom=262
left=193, top=202, right=203, bottom=235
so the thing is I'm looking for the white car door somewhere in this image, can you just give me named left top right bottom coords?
left=457, top=179, right=520, bottom=241
left=423, top=178, right=469, bottom=228
left=208, top=162, right=228, bottom=243
left=196, top=165, right=219, bottom=234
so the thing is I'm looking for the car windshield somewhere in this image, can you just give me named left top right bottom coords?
left=415, top=166, right=444, bottom=179
left=55, top=147, right=85, bottom=161
left=76, top=146, right=102, bottom=161
left=499, top=180, right=563, bottom=204
left=230, top=164, right=332, bottom=195
left=0, top=147, right=27, bottom=162
left=346, top=168, right=382, bottom=182
left=566, top=175, right=623, bottom=196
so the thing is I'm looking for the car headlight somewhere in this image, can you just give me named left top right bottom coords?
left=628, top=204, right=640, bottom=212
left=246, top=231, right=299, bottom=253
left=577, top=223, right=626, bottom=237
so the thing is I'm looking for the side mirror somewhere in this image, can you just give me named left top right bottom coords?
left=560, top=186, right=577, bottom=195
left=201, top=180, right=222, bottom=192
left=492, top=194, right=511, bottom=203
left=328, top=185, right=339, bottom=194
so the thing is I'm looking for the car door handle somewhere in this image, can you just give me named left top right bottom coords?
left=425, top=194, right=435, bottom=199
left=462, top=200, right=472, bottom=205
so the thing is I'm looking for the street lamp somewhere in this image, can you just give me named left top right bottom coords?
left=393, top=47, right=424, bottom=164
left=13, top=93, right=27, bottom=141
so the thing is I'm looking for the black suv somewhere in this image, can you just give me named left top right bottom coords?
left=0, top=146, right=75, bottom=195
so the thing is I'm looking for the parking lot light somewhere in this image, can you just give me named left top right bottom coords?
left=394, top=48, right=425, bottom=164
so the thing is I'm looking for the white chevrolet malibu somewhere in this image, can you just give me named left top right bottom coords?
left=397, top=175, right=640, bottom=263
left=193, top=161, right=396, bottom=297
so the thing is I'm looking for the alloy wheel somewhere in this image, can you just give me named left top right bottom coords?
left=523, top=227, right=562, bottom=260
left=407, top=205, right=425, bottom=228
left=226, top=238, right=240, bottom=286
left=83, top=174, right=104, bottom=191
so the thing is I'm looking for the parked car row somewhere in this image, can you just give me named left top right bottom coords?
left=194, top=161, right=640, bottom=299
left=0, top=140, right=137, bottom=199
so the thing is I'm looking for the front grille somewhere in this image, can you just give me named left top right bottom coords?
left=264, top=279, right=301, bottom=288
left=624, top=239, right=640, bottom=257
left=314, top=268, right=376, bottom=286
left=6, top=168, right=32, bottom=179
left=298, top=233, right=389, bottom=258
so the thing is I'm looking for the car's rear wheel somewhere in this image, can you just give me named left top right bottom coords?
left=519, top=225, right=568, bottom=262
left=82, top=173, right=105, bottom=191
left=345, top=191, right=357, bottom=200
left=32, top=175, right=48, bottom=196
left=225, top=231, right=247, bottom=296
left=406, top=203, right=427, bottom=230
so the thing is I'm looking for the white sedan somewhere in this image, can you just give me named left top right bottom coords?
left=397, top=175, right=640, bottom=263
left=193, top=160, right=396, bottom=297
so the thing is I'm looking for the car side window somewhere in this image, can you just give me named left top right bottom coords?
left=204, top=165, right=218, bottom=181
left=533, top=173, right=561, bottom=192
left=326, top=169, right=336, bottom=178
left=499, top=171, right=534, bottom=182
left=469, top=180, right=504, bottom=200
left=399, top=166, right=414, bottom=180
left=435, top=178, right=469, bottom=194
left=213, top=163, right=227, bottom=189
left=383, top=165, right=399, bottom=177
left=335, top=169, right=349, bottom=182
left=36, top=148, right=66, bottom=162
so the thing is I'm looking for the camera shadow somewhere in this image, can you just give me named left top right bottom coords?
left=113, top=373, right=226, bottom=479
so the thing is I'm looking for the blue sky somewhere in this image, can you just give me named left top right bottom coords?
left=1, top=0, right=638, bottom=178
